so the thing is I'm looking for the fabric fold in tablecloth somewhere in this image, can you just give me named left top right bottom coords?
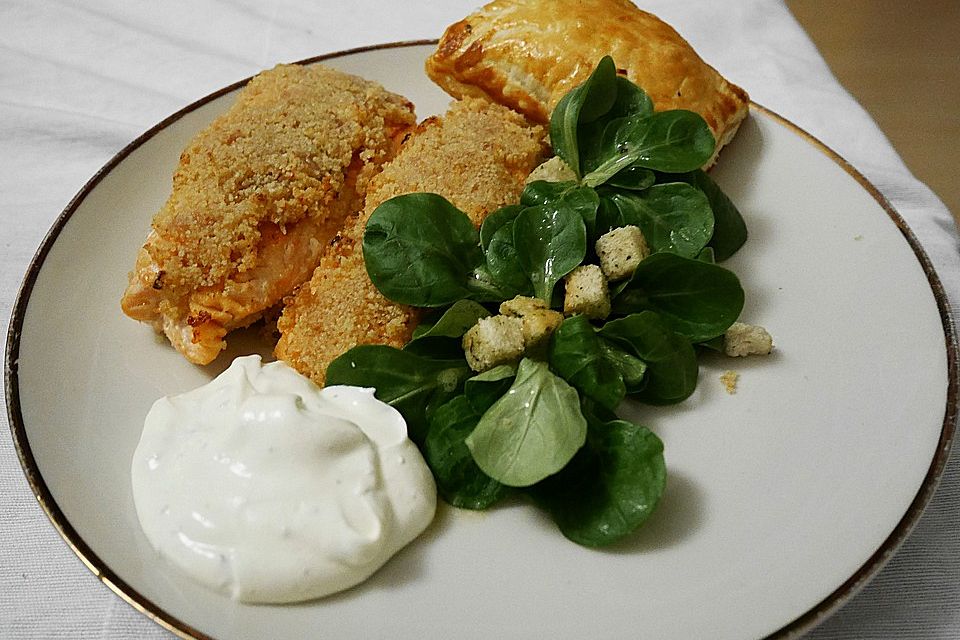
left=1, top=1, right=957, bottom=638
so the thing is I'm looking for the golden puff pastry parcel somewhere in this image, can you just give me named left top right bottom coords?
left=426, top=0, right=749, bottom=166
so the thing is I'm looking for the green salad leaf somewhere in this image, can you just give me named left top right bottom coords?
left=605, top=165, right=656, bottom=191
left=483, top=218, right=535, bottom=299
left=513, top=202, right=587, bottom=302
left=599, top=311, right=698, bottom=404
left=696, top=246, right=717, bottom=263
left=338, top=56, right=762, bottom=547
left=520, top=180, right=577, bottom=207
left=479, top=204, right=524, bottom=251
left=608, top=76, right=655, bottom=120
left=409, top=299, right=491, bottom=341
left=549, top=315, right=626, bottom=411
left=463, top=364, right=517, bottom=414
left=465, top=358, right=587, bottom=487
left=661, top=169, right=748, bottom=261
left=325, top=345, right=471, bottom=443
left=530, top=404, right=666, bottom=547
left=601, top=183, right=714, bottom=258
left=613, top=252, right=744, bottom=342
left=578, top=78, right=655, bottom=177
left=599, top=340, right=648, bottom=393
left=422, top=364, right=519, bottom=509
left=424, top=395, right=510, bottom=510
left=405, top=300, right=492, bottom=359
left=521, top=181, right=599, bottom=238
left=550, top=55, right=618, bottom=177
left=582, top=110, right=715, bottom=187
left=363, top=193, right=482, bottom=307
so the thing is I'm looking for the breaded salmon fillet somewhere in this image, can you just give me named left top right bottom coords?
left=275, top=98, right=547, bottom=384
left=121, top=63, right=416, bottom=365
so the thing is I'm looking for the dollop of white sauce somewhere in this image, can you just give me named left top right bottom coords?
left=130, top=355, right=436, bottom=603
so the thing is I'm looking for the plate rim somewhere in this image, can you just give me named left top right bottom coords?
left=4, top=40, right=957, bottom=640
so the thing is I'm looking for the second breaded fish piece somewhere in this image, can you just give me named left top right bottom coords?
left=121, top=63, right=416, bottom=365
left=275, top=98, right=547, bottom=385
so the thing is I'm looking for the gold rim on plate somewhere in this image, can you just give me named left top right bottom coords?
left=5, top=40, right=957, bottom=640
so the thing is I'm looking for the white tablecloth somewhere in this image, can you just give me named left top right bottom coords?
left=2, top=1, right=958, bottom=638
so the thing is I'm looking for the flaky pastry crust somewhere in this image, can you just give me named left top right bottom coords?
left=426, top=0, right=749, bottom=166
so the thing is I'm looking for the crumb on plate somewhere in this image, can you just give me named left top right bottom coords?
left=720, top=370, right=739, bottom=394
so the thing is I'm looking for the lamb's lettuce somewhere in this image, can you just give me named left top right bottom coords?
left=531, top=404, right=666, bottom=547
left=325, top=345, right=470, bottom=444
left=425, top=395, right=510, bottom=510
left=334, top=56, right=757, bottom=547
left=613, top=252, right=744, bottom=342
left=465, top=358, right=587, bottom=487
left=363, top=193, right=483, bottom=307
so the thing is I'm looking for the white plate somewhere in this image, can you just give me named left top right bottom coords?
left=6, top=42, right=956, bottom=640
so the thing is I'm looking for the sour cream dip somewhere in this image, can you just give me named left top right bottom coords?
left=130, top=355, right=436, bottom=603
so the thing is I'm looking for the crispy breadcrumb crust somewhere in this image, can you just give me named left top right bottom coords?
left=121, top=63, right=415, bottom=364
left=145, top=64, right=415, bottom=290
left=275, top=98, right=547, bottom=384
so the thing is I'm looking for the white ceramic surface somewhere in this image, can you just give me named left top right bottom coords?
left=7, top=43, right=954, bottom=640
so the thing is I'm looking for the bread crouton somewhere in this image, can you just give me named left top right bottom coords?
left=462, top=315, right=525, bottom=372
left=499, top=295, right=563, bottom=350
left=724, top=322, right=773, bottom=356
left=595, top=225, right=649, bottom=281
left=563, top=265, right=610, bottom=319
left=525, top=156, right=577, bottom=184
